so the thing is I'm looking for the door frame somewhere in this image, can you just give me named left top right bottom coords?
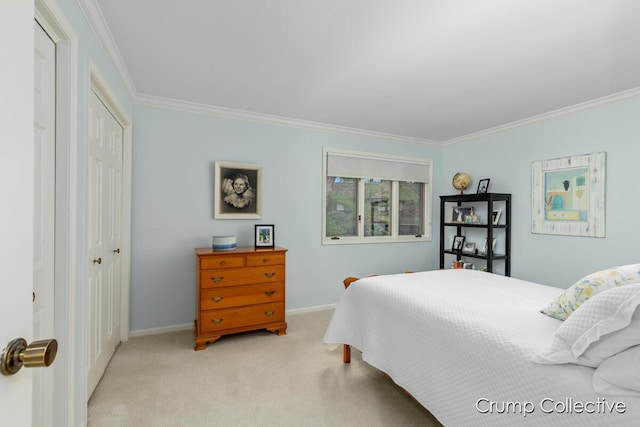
left=35, top=1, right=79, bottom=425
left=36, top=1, right=132, bottom=425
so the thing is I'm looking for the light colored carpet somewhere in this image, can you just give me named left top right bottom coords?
left=88, top=309, right=442, bottom=426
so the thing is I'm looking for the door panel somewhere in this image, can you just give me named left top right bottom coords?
left=87, top=91, right=124, bottom=398
left=0, top=3, right=35, bottom=423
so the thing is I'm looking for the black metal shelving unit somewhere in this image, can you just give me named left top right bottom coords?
left=439, top=193, right=511, bottom=276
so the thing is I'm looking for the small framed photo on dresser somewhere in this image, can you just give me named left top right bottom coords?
left=255, top=224, right=275, bottom=248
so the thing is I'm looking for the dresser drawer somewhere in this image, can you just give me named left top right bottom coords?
left=200, top=255, right=245, bottom=270
left=200, top=283, right=284, bottom=310
left=201, top=302, right=284, bottom=333
left=201, top=265, right=285, bottom=288
left=245, top=253, right=285, bottom=267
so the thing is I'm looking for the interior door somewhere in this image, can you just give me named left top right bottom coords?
left=87, top=90, right=124, bottom=397
left=0, top=2, right=35, bottom=423
left=33, top=20, right=56, bottom=426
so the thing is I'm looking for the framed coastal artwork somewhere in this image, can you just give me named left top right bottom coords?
left=531, top=152, right=605, bottom=237
left=214, top=161, right=262, bottom=219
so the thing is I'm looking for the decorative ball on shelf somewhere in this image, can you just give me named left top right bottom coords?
left=452, top=172, right=472, bottom=194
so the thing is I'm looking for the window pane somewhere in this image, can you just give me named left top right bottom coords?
left=364, top=179, right=391, bottom=237
left=399, top=181, right=424, bottom=236
left=325, top=177, right=358, bottom=237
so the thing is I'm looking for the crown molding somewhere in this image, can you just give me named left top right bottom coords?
left=77, top=0, right=437, bottom=146
left=76, top=0, right=640, bottom=147
left=444, top=87, right=640, bottom=145
left=135, top=93, right=440, bottom=146
left=77, top=0, right=137, bottom=100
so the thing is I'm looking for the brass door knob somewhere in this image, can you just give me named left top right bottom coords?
left=1, top=338, right=58, bottom=376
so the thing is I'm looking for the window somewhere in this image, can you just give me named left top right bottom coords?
left=323, top=148, right=432, bottom=244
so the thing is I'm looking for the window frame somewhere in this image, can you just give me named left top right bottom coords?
left=322, top=147, right=432, bottom=245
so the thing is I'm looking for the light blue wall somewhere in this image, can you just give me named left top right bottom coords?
left=130, top=105, right=442, bottom=331
left=130, top=97, right=640, bottom=332
left=441, top=98, right=640, bottom=288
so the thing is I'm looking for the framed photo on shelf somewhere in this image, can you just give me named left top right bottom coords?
left=477, top=179, right=490, bottom=194
left=451, top=206, right=474, bottom=223
left=254, top=224, right=274, bottom=248
left=480, top=238, right=497, bottom=255
left=452, top=235, right=465, bottom=252
left=462, top=241, right=477, bottom=255
left=492, top=209, right=502, bottom=225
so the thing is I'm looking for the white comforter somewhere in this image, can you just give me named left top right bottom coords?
left=323, top=269, right=640, bottom=426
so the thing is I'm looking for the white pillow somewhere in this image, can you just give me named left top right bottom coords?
left=592, top=345, right=640, bottom=396
left=532, top=283, right=640, bottom=367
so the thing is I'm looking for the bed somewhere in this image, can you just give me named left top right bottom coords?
left=323, top=269, right=640, bottom=426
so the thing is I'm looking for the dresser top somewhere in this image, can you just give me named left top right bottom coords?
left=195, top=246, right=287, bottom=256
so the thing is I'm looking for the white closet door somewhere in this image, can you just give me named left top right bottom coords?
left=87, top=90, right=124, bottom=398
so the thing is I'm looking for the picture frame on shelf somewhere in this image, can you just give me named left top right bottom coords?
left=480, top=238, right=497, bottom=255
left=492, top=209, right=502, bottom=225
left=477, top=179, right=490, bottom=194
left=254, top=224, right=274, bottom=248
left=214, top=161, right=262, bottom=219
left=452, top=235, right=465, bottom=252
left=451, top=206, right=474, bottom=223
left=462, top=241, right=477, bottom=255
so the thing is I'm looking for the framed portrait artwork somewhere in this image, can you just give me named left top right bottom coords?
left=255, top=224, right=274, bottom=248
left=214, top=161, right=262, bottom=219
left=531, top=152, right=605, bottom=237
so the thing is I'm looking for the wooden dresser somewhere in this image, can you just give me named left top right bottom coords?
left=194, top=246, right=287, bottom=350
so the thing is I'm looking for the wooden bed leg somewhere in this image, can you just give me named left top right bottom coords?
left=343, top=344, right=351, bottom=363
left=341, top=277, right=360, bottom=364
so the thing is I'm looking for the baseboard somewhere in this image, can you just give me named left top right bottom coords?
left=128, top=304, right=336, bottom=337
left=129, top=322, right=193, bottom=338
left=286, top=303, right=336, bottom=316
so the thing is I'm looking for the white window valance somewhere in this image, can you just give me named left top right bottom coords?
left=326, top=151, right=430, bottom=183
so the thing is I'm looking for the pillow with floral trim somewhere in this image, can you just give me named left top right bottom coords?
left=540, top=263, right=640, bottom=321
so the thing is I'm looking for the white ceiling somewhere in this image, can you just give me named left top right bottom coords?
left=90, top=0, right=640, bottom=143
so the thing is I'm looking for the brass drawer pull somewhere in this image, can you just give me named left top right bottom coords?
left=262, top=258, right=269, bottom=263
left=264, top=272, right=276, bottom=279
left=264, top=290, right=276, bottom=297
left=211, top=276, right=224, bottom=283
left=265, top=311, right=276, bottom=317
left=92, top=257, right=102, bottom=265
left=219, top=261, right=226, bottom=266
left=211, top=296, right=223, bottom=303
left=211, top=318, right=224, bottom=324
